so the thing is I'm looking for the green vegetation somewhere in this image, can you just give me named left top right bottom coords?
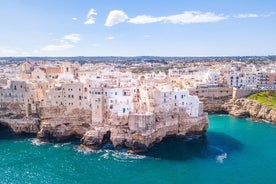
left=247, top=91, right=276, bottom=109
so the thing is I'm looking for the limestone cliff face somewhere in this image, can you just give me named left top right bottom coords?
left=0, top=103, right=40, bottom=134
left=80, top=112, right=209, bottom=153
left=223, top=98, right=276, bottom=123
left=0, top=117, right=40, bottom=134
left=37, top=107, right=92, bottom=142
left=0, top=103, right=209, bottom=153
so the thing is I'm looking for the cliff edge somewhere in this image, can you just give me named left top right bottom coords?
left=223, top=98, right=276, bottom=123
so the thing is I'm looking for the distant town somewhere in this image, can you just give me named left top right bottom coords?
left=0, top=56, right=276, bottom=115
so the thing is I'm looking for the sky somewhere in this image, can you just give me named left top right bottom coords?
left=0, top=0, right=275, bottom=57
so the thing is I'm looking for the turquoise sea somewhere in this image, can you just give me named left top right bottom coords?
left=0, top=115, right=276, bottom=184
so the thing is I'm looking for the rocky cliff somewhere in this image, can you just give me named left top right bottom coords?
left=0, top=103, right=209, bottom=153
left=37, top=107, right=92, bottom=142
left=80, top=111, right=209, bottom=153
left=223, top=98, right=276, bottom=123
left=0, top=103, right=40, bottom=134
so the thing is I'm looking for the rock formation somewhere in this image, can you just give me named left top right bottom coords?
left=37, top=107, right=92, bottom=142
left=223, top=98, right=276, bottom=123
left=80, top=111, right=209, bottom=153
left=0, top=103, right=209, bottom=153
left=0, top=103, right=40, bottom=134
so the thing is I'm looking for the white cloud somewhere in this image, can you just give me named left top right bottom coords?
left=41, top=33, right=80, bottom=52
left=0, top=47, right=18, bottom=56
left=129, top=15, right=164, bottom=24
left=72, top=17, right=78, bottom=21
left=41, top=44, right=74, bottom=51
left=33, top=50, right=40, bottom=54
left=233, top=12, right=274, bottom=18
left=105, top=10, right=227, bottom=26
left=104, top=10, right=129, bottom=27
left=0, top=47, right=38, bottom=56
left=21, top=52, right=30, bottom=56
left=234, top=13, right=260, bottom=18
left=105, top=10, right=273, bottom=27
left=165, top=11, right=227, bottom=24
left=63, top=34, right=81, bottom=43
left=129, top=11, right=227, bottom=25
left=106, top=36, right=115, bottom=40
left=84, top=8, right=97, bottom=25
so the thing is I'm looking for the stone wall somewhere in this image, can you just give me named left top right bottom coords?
left=232, top=88, right=260, bottom=99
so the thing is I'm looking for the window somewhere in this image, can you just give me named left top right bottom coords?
left=123, top=108, right=126, bottom=113
left=115, top=92, right=117, bottom=95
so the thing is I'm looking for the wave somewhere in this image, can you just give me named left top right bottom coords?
left=75, top=147, right=146, bottom=161
left=31, top=138, right=47, bottom=146
left=53, top=142, right=71, bottom=148
left=98, top=150, right=146, bottom=161
left=216, top=153, right=227, bottom=163
left=110, top=150, right=146, bottom=160
left=74, top=146, right=103, bottom=154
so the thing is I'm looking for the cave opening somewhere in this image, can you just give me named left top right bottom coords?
left=0, top=122, right=35, bottom=140
left=101, top=130, right=114, bottom=149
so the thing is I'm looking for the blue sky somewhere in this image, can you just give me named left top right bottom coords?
left=0, top=0, right=275, bottom=57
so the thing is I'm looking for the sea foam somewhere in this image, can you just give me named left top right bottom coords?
left=216, top=153, right=227, bottom=163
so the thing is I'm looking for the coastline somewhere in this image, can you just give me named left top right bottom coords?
left=0, top=105, right=209, bottom=153
left=0, top=96, right=275, bottom=153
